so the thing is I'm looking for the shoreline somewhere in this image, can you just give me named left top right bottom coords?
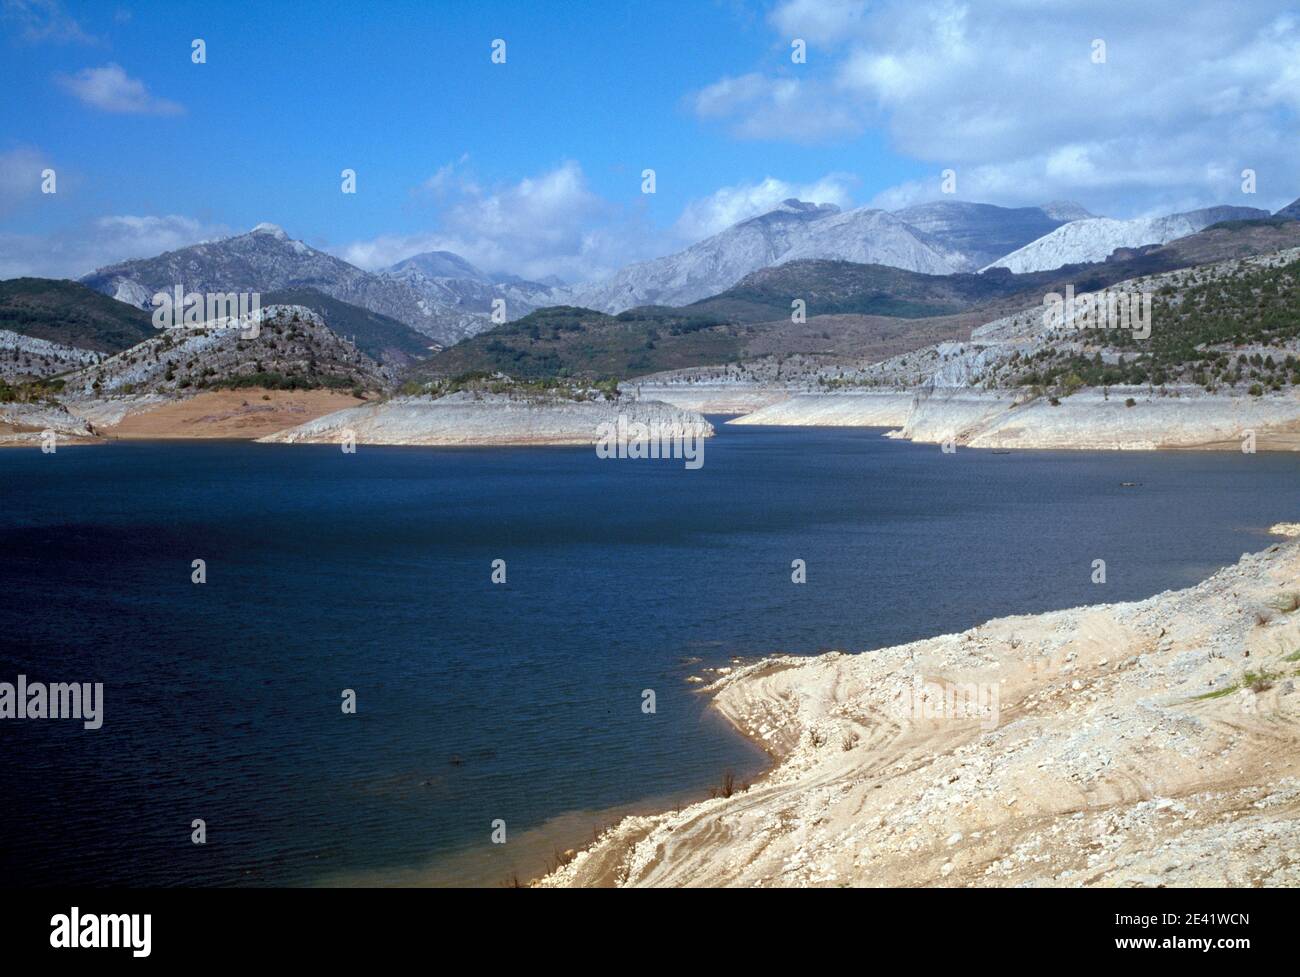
left=637, top=383, right=1300, bottom=452
left=7, top=378, right=1300, bottom=452
left=540, top=534, right=1300, bottom=887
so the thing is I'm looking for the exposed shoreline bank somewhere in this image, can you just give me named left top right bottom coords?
left=0, top=388, right=715, bottom=448
left=633, top=382, right=1300, bottom=452
left=8, top=377, right=1300, bottom=452
left=540, top=536, right=1300, bottom=887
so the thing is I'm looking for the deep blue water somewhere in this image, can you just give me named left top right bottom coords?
left=1, top=423, right=1298, bottom=886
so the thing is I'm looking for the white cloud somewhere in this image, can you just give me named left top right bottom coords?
left=691, top=72, right=861, bottom=142
left=56, top=63, right=183, bottom=115
left=768, top=0, right=866, bottom=46
left=417, top=153, right=475, bottom=198
left=694, top=0, right=1300, bottom=215
left=0, top=214, right=226, bottom=279
left=340, top=160, right=671, bottom=283
left=673, top=174, right=856, bottom=239
left=1, top=0, right=99, bottom=44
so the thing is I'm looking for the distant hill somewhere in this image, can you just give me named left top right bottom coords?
left=413, top=306, right=744, bottom=381
left=688, top=261, right=1005, bottom=323
left=416, top=301, right=980, bottom=383
left=262, top=288, right=434, bottom=367
left=386, top=250, right=490, bottom=282
left=0, top=278, right=156, bottom=352
left=538, top=199, right=1101, bottom=317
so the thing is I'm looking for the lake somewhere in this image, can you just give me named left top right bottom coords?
left=1, top=422, right=1296, bottom=885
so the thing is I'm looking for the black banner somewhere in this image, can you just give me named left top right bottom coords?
left=0, top=887, right=1280, bottom=964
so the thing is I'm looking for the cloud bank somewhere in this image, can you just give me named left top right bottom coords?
left=692, top=0, right=1300, bottom=215
left=338, top=161, right=856, bottom=283
left=0, top=215, right=226, bottom=279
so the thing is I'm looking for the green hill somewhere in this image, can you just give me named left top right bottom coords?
left=0, top=278, right=157, bottom=352
left=413, top=305, right=742, bottom=381
left=690, top=261, right=1006, bottom=322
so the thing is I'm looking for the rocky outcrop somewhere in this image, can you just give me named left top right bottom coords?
left=58, top=305, right=387, bottom=397
left=0, top=401, right=96, bottom=446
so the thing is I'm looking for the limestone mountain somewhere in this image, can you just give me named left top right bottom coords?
left=546, top=200, right=970, bottom=314
left=984, top=205, right=1271, bottom=273
left=79, top=225, right=518, bottom=346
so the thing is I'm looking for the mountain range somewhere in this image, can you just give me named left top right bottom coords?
left=59, top=193, right=1300, bottom=362
left=416, top=209, right=1300, bottom=382
left=547, top=199, right=1096, bottom=314
left=5, top=191, right=1299, bottom=396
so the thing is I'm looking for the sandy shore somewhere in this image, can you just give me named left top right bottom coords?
left=541, top=539, right=1300, bottom=887
left=95, top=389, right=366, bottom=439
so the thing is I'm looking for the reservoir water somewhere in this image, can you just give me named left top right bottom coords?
left=2, top=422, right=1297, bottom=885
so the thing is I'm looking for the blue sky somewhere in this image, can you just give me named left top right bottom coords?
left=2, top=0, right=1298, bottom=281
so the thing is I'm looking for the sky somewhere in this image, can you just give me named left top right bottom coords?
left=1, top=0, right=1298, bottom=282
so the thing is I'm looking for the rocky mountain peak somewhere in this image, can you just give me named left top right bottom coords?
left=387, top=250, right=489, bottom=282
left=249, top=222, right=289, bottom=240
left=1039, top=201, right=1094, bottom=221
left=773, top=198, right=840, bottom=216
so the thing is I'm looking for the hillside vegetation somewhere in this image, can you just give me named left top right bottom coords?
left=413, top=305, right=743, bottom=381
left=0, top=278, right=157, bottom=352
left=1015, top=253, right=1300, bottom=394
